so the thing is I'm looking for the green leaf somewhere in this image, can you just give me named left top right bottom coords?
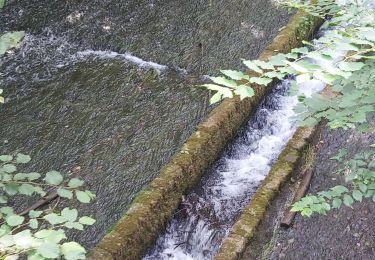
left=264, top=71, right=285, bottom=80
left=359, top=183, right=367, bottom=193
left=253, top=60, right=274, bottom=70
left=29, top=219, right=39, bottom=229
left=291, top=47, right=309, bottom=54
left=67, top=178, right=84, bottom=189
left=29, top=210, right=43, bottom=218
left=203, top=84, right=233, bottom=98
left=37, top=242, right=60, bottom=259
left=306, top=52, right=332, bottom=61
left=234, top=85, right=255, bottom=100
left=249, top=77, right=272, bottom=86
left=64, top=222, right=84, bottom=230
left=0, top=196, right=8, bottom=204
left=331, top=185, right=349, bottom=195
left=268, top=53, right=287, bottom=66
left=335, top=42, right=358, bottom=51
left=0, top=206, right=14, bottom=215
left=0, top=31, right=25, bottom=56
left=242, top=60, right=263, bottom=73
left=84, top=190, right=96, bottom=199
left=0, top=224, right=11, bottom=236
left=33, top=186, right=46, bottom=196
left=79, top=216, right=96, bottom=225
left=0, top=235, right=15, bottom=248
left=4, top=183, right=19, bottom=195
left=44, top=171, right=63, bottom=185
left=343, top=194, right=354, bottom=207
left=6, top=215, right=24, bottom=226
left=313, top=71, right=336, bottom=84
left=13, top=229, right=33, bottom=249
left=28, top=252, right=45, bottom=260
left=13, top=172, right=27, bottom=181
left=322, top=202, right=331, bottom=211
left=35, top=229, right=66, bottom=243
left=61, top=208, right=78, bottom=222
left=18, top=183, right=36, bottom=196
left=0, top=0, right=5, bottom=9
left=2, top=164, right=16, bottom=173
left=339, top=62, right=365, bottom=72
left=57, top=188, right=73, bottom=199
left=45, top=230, right=66, bottom=244
left=210, top=92, right=223, bottom=104
left=332, top=198, right=342, bottom=209
left=301, top=208, right=313, bottom=217
left=352, top=190, right=363, bottom=202
left=35, top=229, right=55, bottom=238
left=284, top=60, right=309, bottom=73
left=16, top=153, right=31, bottom=164
left=76, top=190, right=91, bottom=203
left=220, top=70, right=250, bottom=81
left=209, top=76, right=237, bottom=88
left=0, top=155, right=12, bottom=162
left=43, top=213, right=66, bottom=225
left=27, top=172, right=42, bottom=181
left=61, top=242, right=86, bottom=260
left=2, top=173, right=12, bottom=181
left=301, top=117, right=318, bottom=127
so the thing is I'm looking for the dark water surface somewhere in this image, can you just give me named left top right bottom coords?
left=0, top=0, right=291, bottom=249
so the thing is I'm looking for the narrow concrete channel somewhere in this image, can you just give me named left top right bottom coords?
left=89, top=11, right=322, bottom=260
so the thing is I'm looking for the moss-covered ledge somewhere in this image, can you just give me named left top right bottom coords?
left=88, top=11, right=322, bottom=260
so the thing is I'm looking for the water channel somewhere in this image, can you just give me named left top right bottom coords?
left=0, top=0, right=291, bottom=249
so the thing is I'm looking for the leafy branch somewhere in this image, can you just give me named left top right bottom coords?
left=0, top=154, right=96, bottom=259
left=203, top=0, right=375, bottom=130
left=291, top=146, right=375, bottom=217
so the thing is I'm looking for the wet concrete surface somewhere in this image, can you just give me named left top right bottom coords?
left=241, top=121, right=375, bottom=260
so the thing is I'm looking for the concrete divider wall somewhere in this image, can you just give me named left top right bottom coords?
left=213, top=126, right=317, bottom=260
left=88, top=11, right=322, bottom=260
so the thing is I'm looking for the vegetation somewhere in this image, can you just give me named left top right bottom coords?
left=0, top=154, right=95, bottom=259
left=205, top=0, right=374, bottom=130
left=291, top=145, right=375, bottom=216
left=205, top=0, right=375, bottom=216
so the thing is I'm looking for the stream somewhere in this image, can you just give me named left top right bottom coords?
left=144, top=28, right=342, bottom=259
left=0, top=0, right=291, bottom=249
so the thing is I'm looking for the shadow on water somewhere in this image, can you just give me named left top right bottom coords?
left=0, top=0, right=291, bottom=249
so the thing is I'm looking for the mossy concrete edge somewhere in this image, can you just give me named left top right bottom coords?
left=88, top=11, right=322, bottom=260
left=213, top=126, right=316, bottom=260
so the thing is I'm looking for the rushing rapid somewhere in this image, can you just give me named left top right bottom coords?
left=143, top=30, right=341, bottom=259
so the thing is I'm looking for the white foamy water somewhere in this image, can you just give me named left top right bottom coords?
left=144, top=26, right=345, bottom=260
left=76, top=50, right=168, bottom=72
left=3, top=33, right=169, bottom=75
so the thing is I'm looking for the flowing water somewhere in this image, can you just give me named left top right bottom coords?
left=144, top=33, right=340, bottom=259
left=144, top=80, right=326, bottom=260
left=0, top=0, right=291, bottom=249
